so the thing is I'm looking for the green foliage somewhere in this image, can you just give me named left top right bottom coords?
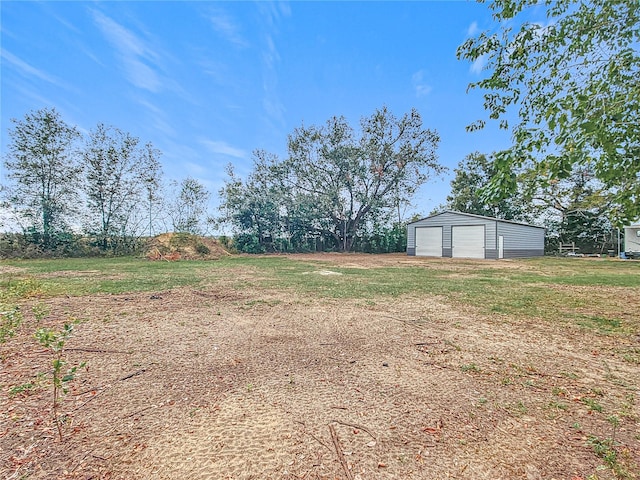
left=458, top=0, right=640, bottom=225
left=2, top=256, right=638, bottom=338
left=2, top=110, right=163, bottom=258
left=352, top=222, right=407, bottom=253
left=35, top=322, right=86, bottom=441
left=1, top=277, right=44, bottom=343
left=582, top=397, right=604, bottom=413
left=82, top=123, right=163, bottom=252
left=3, top=108, right=82, bottom=250
left=587, top=435, right=637, bottom=479
left=446, top=152, right=527, bottom=220
left=0, top=305, right=22, bottom=343
left=220, top=106, right=442, bottom=252
left=168, top=177, right=211, bottom=235
left=235, top=233, right=266, bottom=254
left=194, top=242, right=210, bottom=255
left=9, top=381, right=37, bottom=396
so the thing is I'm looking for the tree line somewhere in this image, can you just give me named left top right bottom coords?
left=1, top=106, right=440, bottom=257
left=218, top=107, right=441, bottom=253
left=1, top=108, right=212, bottom=256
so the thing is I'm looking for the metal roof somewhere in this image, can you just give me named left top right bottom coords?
left=407, top=210, right=545, bottom=229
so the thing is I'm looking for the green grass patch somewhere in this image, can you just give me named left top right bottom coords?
left=1, top=256, right=637, bottom=336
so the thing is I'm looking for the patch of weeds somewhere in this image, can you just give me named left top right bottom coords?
left=587, top=435, right=635, bottom=480
left=246, top=383, right=254, bottom=392
left=507, top=400, right=528, bottom=416
left=582, top=397, right=604, bottom=413
left=490, top=304, right=508, bottom=314
left=561, top=371, right=579, bottom=380
left=460, top=363, right=480, bottom=373
left=619, top=394, right=637, bottom=421
left=4, top=277, right=44, bottom=300
left=552, top=387, right=567, bottom=397
left=501, top=376, right=514, bottom=385
left=0, top=305, right=22, bottom=343
left=9, top=382, right=37, bottom=396
left=618, top=347, right=640, bottom=365
left=35, top=321, right=87, bottom=441
left=577, top=315, right=623, bottom=334
left=547, top=400, right=568, bottom=411
left=32, top=302, right=50, bottom=322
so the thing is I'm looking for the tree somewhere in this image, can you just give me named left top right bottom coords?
left=445, top=152, right=526, bottom=220
left=3, top=108, right=81, bottom=249
left=457, top=0, right=640, bottom=225
left=220, top=107, right=441, bottom=252
left=282, top=107, right=441, bottom=251
left=139, top=143, right=163, bottom=237
left=519, top=165, right=615, bottom=253
left=82, top=124, right=160, bottom=251
left=168, top=177, right=211, bottom=235
left=219, top=152, right=286, bottom=252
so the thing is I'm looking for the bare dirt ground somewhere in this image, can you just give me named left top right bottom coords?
left=1, top=254, right=639, bottom=479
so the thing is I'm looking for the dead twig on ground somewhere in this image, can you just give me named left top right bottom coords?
left=121, top=404, right=157, bottom=419
left=72, top=368, right=147, bottom=397
left=66, top=347, right=131, bottom=354
left=329, top=423, right=354, bottom=480
left=118, top=369, right=146, bottom=381
left=295, top=420, right=332, bottom=452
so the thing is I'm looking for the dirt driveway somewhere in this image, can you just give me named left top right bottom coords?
left=1, top=255, right=638, bottom=479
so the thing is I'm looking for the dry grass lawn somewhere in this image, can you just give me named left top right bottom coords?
left=1, top=254, right=639, bottom=479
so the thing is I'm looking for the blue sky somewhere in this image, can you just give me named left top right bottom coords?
left=1, top=1, right=516, bottom=228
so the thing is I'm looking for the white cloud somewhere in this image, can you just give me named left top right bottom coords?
left=207, top=10, right=249, bottom=47
left=135, top=98, right=176, bottom=137
left=184, top=162, right=208, bottom=176
left=411, top=70, right=432, bottom=98
left=256, top=2, right=290, bottom=135
left=470, top=54, right=487, bottom=74
left=92, top=10, right=162, bottom=92
left=467, top=21, right=480, bottom=37
left=1, top=49, right=67, bottom=87
left=200, top=139, right=247, bottom=159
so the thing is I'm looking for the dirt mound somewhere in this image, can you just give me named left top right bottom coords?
left=145, top=233, right=231, bottom=260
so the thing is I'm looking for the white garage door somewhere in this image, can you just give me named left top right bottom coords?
left=415, top=226, right=442, bottom=257
left=452, top=225, right=485, bottom=259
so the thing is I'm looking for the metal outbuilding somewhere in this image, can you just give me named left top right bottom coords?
left=407, top=210, right=545, bottom=259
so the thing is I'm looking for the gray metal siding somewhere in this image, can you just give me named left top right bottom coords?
left=408, top=211, right=545, bottom=259
left=504, top=248, right=544, bottom=258
left=408, top=212, right=496, bottom=259
left=496, top=222, right=545, bottom=258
